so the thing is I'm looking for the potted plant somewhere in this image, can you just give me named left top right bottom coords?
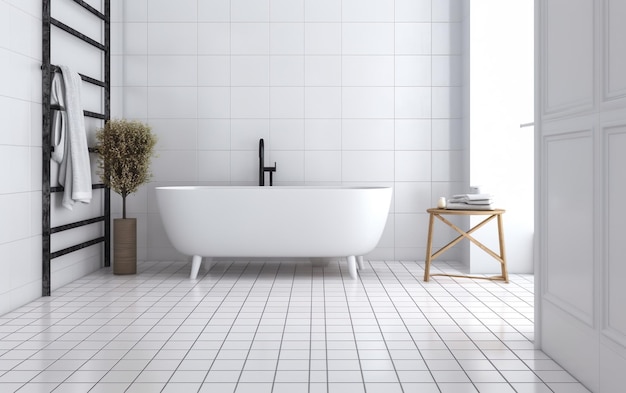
left=96, top=119, right=157, bottom=275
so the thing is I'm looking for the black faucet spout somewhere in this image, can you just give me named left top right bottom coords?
left=259, top=138, right=277, bottom=186
left=259, top=138, right=265, bottom=186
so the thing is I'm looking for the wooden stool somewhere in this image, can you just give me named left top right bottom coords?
left=423, top=208, right=509, bottom=283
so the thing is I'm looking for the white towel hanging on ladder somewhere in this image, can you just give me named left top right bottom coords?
left=52, top=65, right=92, bottom=210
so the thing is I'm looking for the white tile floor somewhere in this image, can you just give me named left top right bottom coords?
left=0, top=260, right=590, bottom=393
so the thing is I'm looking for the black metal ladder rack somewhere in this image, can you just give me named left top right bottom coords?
left=42, top=0, right=111, bottom=296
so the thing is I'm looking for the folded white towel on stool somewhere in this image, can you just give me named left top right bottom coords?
left=446, top=193, right=496, bottom=210
left=446, top=202, right=496, bottom=210
left=449, top=193, right=494, bottom=205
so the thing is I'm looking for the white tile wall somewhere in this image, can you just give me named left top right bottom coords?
left=118, top=0, right=466, bottom=261
left=0, top=146, right=30, bottom=195
left=231, top=56, right=269, bottom=86
left=0, top=2, right=11, bottom=50
left=123, top=23, right=147, bottom=55
left=198, top=56, right=231, bottom=86
left=232, top=0, right=270, bottom=22
left=305, top=0, right=341, bottom=22
left=270, top=119, right=304, bottom=150
left=433, top=55, right=463, bottom=86
left=199, top=151, right=231, bottom=182
left=152, top=151, right=197, bottom=182
left=231, top=119, right=269, bottom=149
left=147, top=0, right=197, bottom=22
left=147, top=87, right=198, bottom=118
left=271, top=151, right=304, bottom=182
left=343, top=151, right=395, bottom=182
left=342, top=120, right=394, bottom=151
left=396, top=0, right=432, bottom=22
left=270, top=24, right=304, bottom=55
left=395, top=87, right=432, bottom=118
left=395, top=56, right=432, bottom=86
left=433, top=0, right=463, bottom=23
left=343, top=23, right=395, bottom=55
left=122, top=86, right=148, bottom=118
left=395, top=151, right=432, bottom=182
left=0, top=0, right=41, bottom=314
left=342, top=87, right=394, bottom=118
left=270, top=0, right=304, bottom=22
left=122, top=56, right=147, bottom=86
left=305, top=87, right=342, bottom=118
left=148, top=56, right=197, bottom=86
left=198, top=87, right=231, bottom=119
left=150, top=119, right=198, bottom=150
left=198, top=119, right=231, bottom=150
left=270, top=87, right=305, bottom=118
left=1, top=0, right=108, bottom=314
left=148, top=23, right=197, bottom=55
left=123, top=0, right=147, bottom=22
left=230, top=151, right=258, bottom=183
left=270, top=56, right=304, bottom=86
left=231, top=87, right=270, bottom=118
left=231, top=24, right=270, bottom=55
left=198, top=0, right=230, bottom=22
left=198, top=23, right=230, bottom=55
left=343, top=56, right=395, bottom=87
left=432, top=119, right=464, bottom=150
left=395, top=182, right=432, bottom=213
left=395, top=119, right=432, bottom=150
left=0, top=194, right=31, bottom=245
left=305, top=23, right=341, bottom=55
left=304, top=120, right=341, bottom=150
left=305, top=56, right=341, bottom=86
left=395, top=23, right=432, bottom=55
left=343, top=0, right=394, bottom=22
left=433, top=86, right=463, bottom=118
left=432, top=23, right=463, bottom=55
left=304, top=151, right=341, bottom=182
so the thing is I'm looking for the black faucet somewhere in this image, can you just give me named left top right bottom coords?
left=258, top=138, right=276, bottom=186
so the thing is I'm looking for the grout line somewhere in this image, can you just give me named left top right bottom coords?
left=338, top=258, right=370, bottom=391
left=358, top=260, right=407, bottom=392
left=268, top=262, right=296, bottom=389
left=322, top=261, right=330, bottom=392
left=232, top=261, right=281, bottom=389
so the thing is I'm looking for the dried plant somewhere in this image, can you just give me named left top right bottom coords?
left=96, top=119, right=157, bottom=219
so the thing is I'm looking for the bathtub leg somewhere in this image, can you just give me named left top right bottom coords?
left=347, top=256, right=357, bottom=279
left=203, top=257, right=213, bottom=272
left=190, top=255, right=202, bottom=279
left=356, top=256, right=364, bottom=270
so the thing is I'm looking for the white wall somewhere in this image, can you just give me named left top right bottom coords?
left=117, top=0, right=468, bottom=262
left=468, top=0, right=534, bottom=274
left=536, top=0, right=626, bottom=391
left=0, top=0, right=43, bottom=315
left=0, top=0, right=109, bottom=315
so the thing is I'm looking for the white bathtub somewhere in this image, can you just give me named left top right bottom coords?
left=155, top=186, right=392, bottom=279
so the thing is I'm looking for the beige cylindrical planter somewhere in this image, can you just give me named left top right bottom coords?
left=114, top=218, right=137, bottom=275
